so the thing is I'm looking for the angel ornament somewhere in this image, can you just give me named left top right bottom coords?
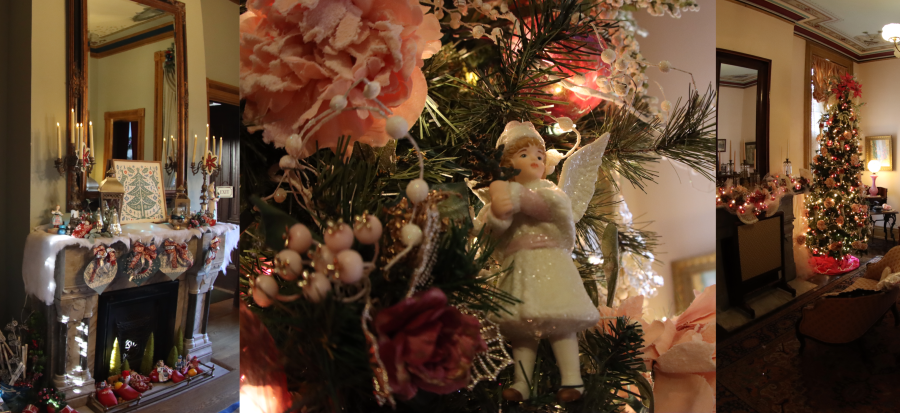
left=474, top=120, right=609, bottom=403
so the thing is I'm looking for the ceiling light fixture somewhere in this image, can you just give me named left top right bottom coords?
left=882, top=23, right=900, bottom=58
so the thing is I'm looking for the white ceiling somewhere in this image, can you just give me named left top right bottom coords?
left=752, top=0, right=899, bottom=59
left=720, top=64, right=758, bottom=77
left=87, top=0, right=168, bottom=38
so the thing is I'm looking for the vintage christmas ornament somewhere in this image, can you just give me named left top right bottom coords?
left=273, top=187, right=287, bottom=203
left=303, top=272, right=332, bottom=303
left=275, top=249, right=303, bottom=280
left=406, top=179, right=429, bottom=204
left=353, top=212, right=383, bottom=244
left=159, top=238, right=193, bottom=280
left=120, top=241, right=160, bottom=286
left=400, top=223, right=423, bottom=246
left=324, top=221, right=354, bottom=252
left=336, top=250, right=364, bottom=284
left=288, top=223, right=312, bottom=252
left=83, top=245, right=118, bottom=294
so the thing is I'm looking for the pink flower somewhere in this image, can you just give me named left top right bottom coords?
left=597, top=286, right=716, bottom=413
left=375, top=288, right=486, bottom=400
left=241, top=0, right=442, bottom=158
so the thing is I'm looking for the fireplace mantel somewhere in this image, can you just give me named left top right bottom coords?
left=22, top=225, right=238, bottom=409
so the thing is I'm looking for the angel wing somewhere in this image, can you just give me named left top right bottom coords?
left=557, top=132, right=610, bottom=222
left=466, top=178, right=491, bottom=205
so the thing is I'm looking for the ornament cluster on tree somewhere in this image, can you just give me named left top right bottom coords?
left=238, top=0, right=716, bottom=411
left=803, top=74, right=868, bottom=264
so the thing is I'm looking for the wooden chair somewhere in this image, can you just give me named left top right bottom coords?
left=796, top=248, right=900, bottom=354
left=721, top=211, right=795, bottom=318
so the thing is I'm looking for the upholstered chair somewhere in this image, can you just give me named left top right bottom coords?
left=796, top=248, right=900, bottom=353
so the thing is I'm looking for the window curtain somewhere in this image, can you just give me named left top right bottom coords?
left=811, top=55, right=849, bottom=102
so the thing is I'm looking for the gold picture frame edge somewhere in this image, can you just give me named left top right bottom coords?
left=671, top=252, right=716, bottom=315
left=111, top=159, right=169, bottom=224
left=865, top=135, right=893, bottom=172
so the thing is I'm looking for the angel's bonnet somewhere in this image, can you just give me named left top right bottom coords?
left=496, top=119, right=579, bottom=175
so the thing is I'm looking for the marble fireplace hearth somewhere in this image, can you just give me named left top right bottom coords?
left=34, top=232, right=226, bottom=409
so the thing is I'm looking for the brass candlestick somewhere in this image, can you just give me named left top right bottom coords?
left=190, top=152, right=221, bottom=213
left=164, top=154, right=177, bottom=175
left=55, top=147, right=94, bottom=177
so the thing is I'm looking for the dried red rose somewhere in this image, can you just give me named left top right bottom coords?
left=375, top=288, right=486, bottom=400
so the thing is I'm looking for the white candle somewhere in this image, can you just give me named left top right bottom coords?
left=70, top=109, right=75, bottom=144
left=162, top=134, right=168, bottom=162
left=211, top=135, right=216, bottom=160
left=89, top=121, right=94, bottom=156
left=170, top=135, right=175, bottom=160
left=218, top=137, right=223, bottom=165
left=56, top=123, right=61, bottom=158
left=206, top=124, right=209, bottom=140
left=205, top=136, right=209, bottom=159
left=192, top=134, right=198, bottom=164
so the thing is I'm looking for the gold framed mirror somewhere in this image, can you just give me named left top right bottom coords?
left=68, top=0, right=186, bottom=207
left=671, top=253, right=716, bottom=314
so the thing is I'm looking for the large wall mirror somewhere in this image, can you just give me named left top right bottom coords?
left=69, top=0, right=186, bottom=205
left=716, top=49, right=771, bottom=176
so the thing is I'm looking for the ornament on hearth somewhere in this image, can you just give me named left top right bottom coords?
left=84, top=245, right=118, bottom=294
left=149, top=360, right=172, bottom=383
left=122, top=241, right=160, bottom=286
left=159, top=238, right=193, bottom=280
left=95, top=382, right=118, bottom=407
left=72, top=217, right=93, bottom=239
left=50, top=205, right=63, bottom=227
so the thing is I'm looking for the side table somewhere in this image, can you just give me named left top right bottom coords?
left=869, top=209, right=898, bottom=245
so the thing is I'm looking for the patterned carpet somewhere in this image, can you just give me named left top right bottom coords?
left=718, top=257, right=900, bottom=413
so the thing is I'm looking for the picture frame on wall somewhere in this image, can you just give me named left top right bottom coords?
left=744, top=142, right=756, bottom=168
left=717, top=139, right=727, bottom=152
left=112, top=160, right=168, bottom=224
left=865, top=135, right=893, bottom=171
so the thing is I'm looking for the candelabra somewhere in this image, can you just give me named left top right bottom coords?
left=191, top=152, right=221, bottom=212
left=164, top=154, right=177, bottom=175
left=55, top=146, right=95, bottom=211
left=55, top=146, right=94, bottom=177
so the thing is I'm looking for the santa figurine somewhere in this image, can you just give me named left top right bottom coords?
left=152, top=360, right=171, bottom=383
left=51, top=205, right=63, bottom=227
left=474, top=120, right=610, bottom=403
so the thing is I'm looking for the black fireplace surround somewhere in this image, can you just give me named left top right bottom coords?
left=94, top=281, right=179, bottom=380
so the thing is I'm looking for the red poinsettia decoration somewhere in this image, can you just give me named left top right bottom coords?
left=830, top=73, right=862, bottom=98
left=204, top=153, right=219, bottom=173
left=375, top=288, right=486, bottom=400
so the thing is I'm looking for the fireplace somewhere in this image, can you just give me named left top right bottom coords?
left=94, top=281, right=179, bottom=380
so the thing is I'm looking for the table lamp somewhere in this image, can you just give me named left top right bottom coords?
left=868, top=159, right=882, bottom=196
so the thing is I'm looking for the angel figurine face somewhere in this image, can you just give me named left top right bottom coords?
left=503, top=141, right=546, bottom=184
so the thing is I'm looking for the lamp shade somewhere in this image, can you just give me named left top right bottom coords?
left=883, top=23, right=900, bottom=42
left=868, top=159, right=882, bottom=173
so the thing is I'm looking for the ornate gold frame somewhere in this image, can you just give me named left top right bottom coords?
left=69, top=0, right=187, bottom=208
left=864, top=135, right=894, bottom=172
left=671, top=253, right=716, bottom=314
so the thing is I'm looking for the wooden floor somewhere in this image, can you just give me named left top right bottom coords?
left=140, top=298, right=240, bottom=413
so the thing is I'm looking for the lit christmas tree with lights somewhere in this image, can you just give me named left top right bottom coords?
left=804, top=73, right=868, bottom=270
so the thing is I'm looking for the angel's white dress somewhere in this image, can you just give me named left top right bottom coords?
left=474, top=136, right=609, bottom=341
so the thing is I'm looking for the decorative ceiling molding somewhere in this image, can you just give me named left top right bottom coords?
left=720, top=74, right=759, bottom=88
left=735, top=0, right=897, bottom=62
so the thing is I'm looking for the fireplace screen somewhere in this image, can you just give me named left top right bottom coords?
left=94, top=280, right=179, bottom=380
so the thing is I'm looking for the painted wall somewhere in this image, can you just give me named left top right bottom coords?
left=185, top=0, right=209, bottom=208
left=89, top=37, right=172, bottom=182
left=1, top=0, right=36, bottom=323
left=201, top=0, right=239, bottom=88
left=717, top=0, right=801, bottom=174
left=627, top=0, right=715, bottom=320
left=857, top=58, right=900, bottom=211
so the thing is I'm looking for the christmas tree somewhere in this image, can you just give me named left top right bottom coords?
left=803, top=73, right=868, bottom=268
left=109, top=338, right=121, bottom=377
left=141, top=333, right=155, bottom=376
left=239, top=0, right=714, bottom=412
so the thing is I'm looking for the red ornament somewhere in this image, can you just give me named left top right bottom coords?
left=520, top=17, right=612, bottom=122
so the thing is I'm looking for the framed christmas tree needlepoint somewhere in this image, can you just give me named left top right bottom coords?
left=112, top=160, right=168, bottom=224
